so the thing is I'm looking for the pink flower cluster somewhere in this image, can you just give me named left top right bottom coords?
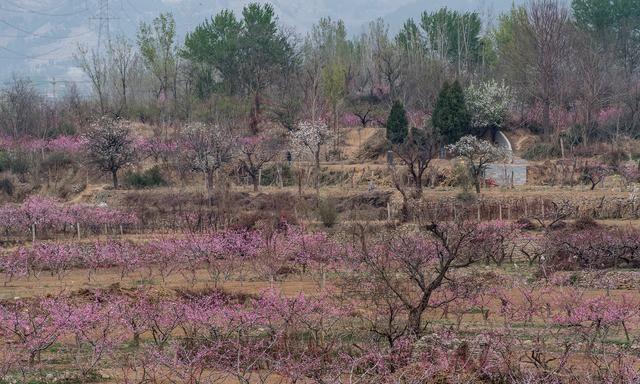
left=0, top=135, right=88, bottom=153
left=342, top=113, right=361, bottom=127
left=133, top=137, right=178, bottom=158
left=0, top=288, right=348, bottom=382
left=544, top=227, right=640, bottom=270
left=0, top=196, right=137, bottom=234
left=595, top=106, right=623, bottom=125
left=2, top=283, right=637, bottom=383
left=0, top=226, right=337, bottom=285
left=525, top=102, right=577, bottom=131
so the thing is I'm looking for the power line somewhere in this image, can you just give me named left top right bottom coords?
left=5, top=0, right=77, bottom=13
left=0, top=45, right=66, bottom=60
left=0, top=3, right=89, bottom=17
left=124, top=0, right=144, bottom=15
left=0, top=18, right=49, bottom=37
left=0, top=17, right=97, bottom=40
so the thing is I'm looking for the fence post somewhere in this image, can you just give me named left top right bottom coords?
left=387, top=203, right=391, bottom=221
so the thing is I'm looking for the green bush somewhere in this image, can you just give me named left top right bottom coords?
left=0, top=151, right=9, bottom=172
left=456, top=190, right=477, bottom=203
left=259, top=164, right=295, bottom=187
left=52, top=121, right=77, bottom=136
left=0, top=178, right=14, bottom=196
left=450, top=161, right=473, bottom=191
left=124, top=166, right=167, bottom=189
left=43, top=152, right=73, bottom=170
left=316, top=199, right=339, bottom=228
left=7, top=155, right=30, bottom=176
left=522, top=142, right=562, bottom=161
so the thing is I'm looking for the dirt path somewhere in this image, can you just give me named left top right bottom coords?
left=68, top=183, right=108, bottom=204
left=0, top=267, right=320, bottom=299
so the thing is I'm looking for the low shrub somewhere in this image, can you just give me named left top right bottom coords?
left=544, top=227, right=640, bottom=270
left=259, top=164, right=295, bottom=187
left=0, top=177, right=14, bottom=196
left=0, top=151, right=9, bottom=172
left=522, top=141, right=562, bottom=161
left=316, top=198, right=338, bottom=228
left=456, top=190, right=476, bottom=203
left=124, top=166, right=167, bottom=189
left=43, top=152, right=73, bottom=170
left=572, top=216, right=600, bottom=230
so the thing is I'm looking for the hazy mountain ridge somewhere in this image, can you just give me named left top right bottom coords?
left=0, top=0, right=521, bottom=90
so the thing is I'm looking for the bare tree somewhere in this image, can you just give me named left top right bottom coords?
left=571, top=30, right=614, bottom=146
left=392, top=126, right=440, bottom=197
left=0, top=76, right=44, bottom=137
left=526, top=0, right=570, bottom=138
left=499, top=1, right=570, bottom=139
left=86, top=117, right=136, bottom=188
left=109, top=35, right=138, bottom=114
left=181, top=122, right=235, bottom=203
left=238, top=130, right=283, bottom=192
left=344, top=220, right=481, bottom=342
left=75, top=45, right=109, bottom=114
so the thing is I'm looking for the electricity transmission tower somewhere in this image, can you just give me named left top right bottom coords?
left=91, top=0, right=118, bottom=52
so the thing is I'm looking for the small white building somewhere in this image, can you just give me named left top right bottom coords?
left=484, top=131, right=528, bottom=186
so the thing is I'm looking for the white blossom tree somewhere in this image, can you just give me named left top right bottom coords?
left=86, top=117, right=136, bottom=189
left=290, top=120, right=333, bottom=193
left=181, top=122, right=235, bottom=202
left=447, top=135, right=506, bottom=193
left=465, top=80, right=511, bottom=138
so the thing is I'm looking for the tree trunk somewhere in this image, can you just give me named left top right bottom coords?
left=205, top=170, right=214, bottom=206
left=252, top=173, right=259, bottom=192
left=250, top=92, right=261, bottom=134
left=408, top=307, right=423, bottom=337
left=112, top=170, right=118, bottom=189
left=543, top=98, right=552, bottom=139
left=414, top=175, right=423, bottom=198
left=475, top=177, right=481, bottom=194
left=315, top=146, right=321, bottom=197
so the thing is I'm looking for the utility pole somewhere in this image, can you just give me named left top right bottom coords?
left=50, top=77, right=57, bottom=129
left=91, top=0, right=118, bottom=52
left=51, top=77, right=56, bottom=102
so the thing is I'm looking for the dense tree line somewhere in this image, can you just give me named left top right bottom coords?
left=0, top=0, right=636, bottom=144
left=0, top=0, right=639, bottom=201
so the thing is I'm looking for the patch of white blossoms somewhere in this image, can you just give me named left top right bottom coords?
left=465, top=80, right=511, bottom=130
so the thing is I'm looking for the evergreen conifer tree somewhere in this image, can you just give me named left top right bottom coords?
left=386, top=100, right=409, bottom=145
left=432, top=80, right=470, bottom=144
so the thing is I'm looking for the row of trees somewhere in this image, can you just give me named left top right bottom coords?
left=4, top=218, right=639, bottom=330
left=1, top=0, right=637, bottom=147
left=1, top=219, right=639, bottom=382
left=0, top=196, right=135, bottom=241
